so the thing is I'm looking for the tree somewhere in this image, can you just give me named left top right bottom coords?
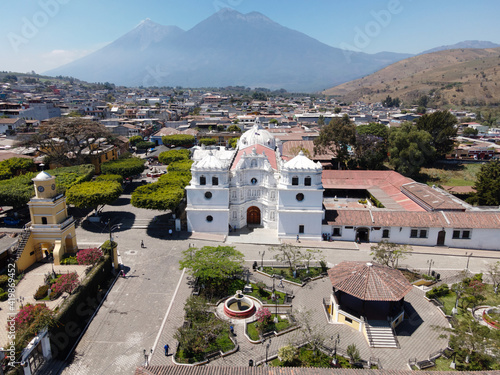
left=135, top=141, right=155, bottom=150
left=388, top=122, right=435, bottom=177
left=66, top=180, right=123, bottom=214
left=462, top=127, right=479, bottom=136
left=278, top=345, right=298, bottom=365
left=467, top=161, right=500, bottom=206
left=161, top=134, right=195, bottom=147
left=415, top=110, right=458, bottom=158
left=382, top=95, right=400, bottom=108
left=0, top=157, right=35, bottom=180
left=346, top=344, right=361, bottom=363
left=228, top=137, right=239, bottom=149
left=486, top=261, right=500, bottom=294
left=356, top=122, right=389, bottom=140
left=51, top=272, right=80, bottom=294
left=270, top=243, right=303, bottom=272
left=354, top=133, right=387, bottom=170
left=293, top=309, right=325, bottom=355
left=288, top=145, right=312, bottom=158
left=317, top=115, right=325, bottom=126
left=333, top=107, right=342, bottom=114
left=269, top=118, right=278, bottom=125
left=179, top=245, right=244, bottom=295
left=314, top=115, right=356, bottom=169
left=302, top=248, right=324, bottom=271
left=19, top=117, right=116, bottom=166
left=227, top=124, right=241, bottom=132
left=101, top=157, right=145, bottom=179
left=370, top=240, right=412, bottom=268
left=128, top=135, right=143, bottom=146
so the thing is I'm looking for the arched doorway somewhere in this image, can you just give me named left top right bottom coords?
left=436, top=230, right=446, bottom=246
left=356, top=228, right=370, bottom=243
left=247, top=206, right=261, bottom=226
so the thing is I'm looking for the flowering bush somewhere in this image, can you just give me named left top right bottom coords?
left=51, top=272, right=79, bottom=294
left=11, top=303, right=54, bottom=335
left=77, top=247, right=103, bottom=266
left=255, top=307, right=272, bottom=334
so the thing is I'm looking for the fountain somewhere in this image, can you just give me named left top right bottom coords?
left=223, top=290, right=256, bottom=319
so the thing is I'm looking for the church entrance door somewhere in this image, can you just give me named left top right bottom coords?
left=247, top=206, right=261, bottom=226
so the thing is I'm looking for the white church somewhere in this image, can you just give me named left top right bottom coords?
left=186, top=124, right=324, bottom=240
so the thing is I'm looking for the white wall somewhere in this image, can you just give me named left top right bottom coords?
left=278, top=210, right=323, bottom=240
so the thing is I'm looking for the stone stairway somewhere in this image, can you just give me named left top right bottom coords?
left=365, top=320, right=399, bottom=349
left=14, top=228, right=32, bottom=260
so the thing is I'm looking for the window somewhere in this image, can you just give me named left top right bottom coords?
left=251, top=177, right=257, bottom=185
left=251, top=159, right=257, bottom=168
left=296, top=193, right=304, bottom=201
left=345, top=316, right=353, bottom=324
left=411, top=228, right=428, bottom=238
left=299, top=225, right=304, bottom=234
left=382, top=229, right=390, bottom=238
left=304, top=176, right=311, bottom=186
left=204, top=192, right=212, bottom=199
left=42, top=217, right=47, bottom=225
left=200, top=176, right=206, bottom=185
left=292, top=176, right=299, bottom=186
left=332, top=227, right=341, bottom=237
left=212, top=176, right=218, bottom=186
left=232, top=211, right=237, bottom=219
left=453, top=229, right=471, bottom=239
left=206, top=215, right=213, bottom=222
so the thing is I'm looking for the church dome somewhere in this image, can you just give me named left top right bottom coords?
left=283, top=151, right=321, bottom=171
left=32, top=171, right=54, bottom=181
left=238, top=124, right=275, bottom=149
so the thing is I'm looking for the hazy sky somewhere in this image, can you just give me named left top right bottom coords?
left=1, top=0, right=500, bottom=74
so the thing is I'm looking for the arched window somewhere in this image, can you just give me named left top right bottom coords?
left=304, top=176, right=312, bottom=186
left=42, top=217, right=48, bottom=225
left=200, top=176, right=206, bottom=185
left=212, top=176, right=219, bottom=186
left=292, top=176, right=299, bottom=186
left=251, top=159, right=257, bottom=168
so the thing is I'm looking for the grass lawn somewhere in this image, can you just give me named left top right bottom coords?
left=262, top=267, right=326, bottom=284
left=429, top=357, right=456, bottom=371
left=419, top=163, right=481, bottom=187
left=247, top=314, right=292, bottom=341
left=436, top=284, right=500, bottom=316
left=269, top=347, right=355, bottom=368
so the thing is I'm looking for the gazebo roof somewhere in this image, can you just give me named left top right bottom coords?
left=328, top=261, right=412, bottom=301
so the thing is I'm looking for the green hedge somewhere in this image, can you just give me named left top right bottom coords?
left=199, top=138, right=216, bottom=146
left=95, top=174, right=123, bottom=184
left=136, top=141, right=155, bottom=150
left=167, top=159, right=194, bottom=173
left=0, top=157, right=35, bottom=180
left=131, top=183, right=185, bottom=211
left=101, top=157, right=145, bottom=178
left=158, top=149, right=190, bottom=165
left=161, top=134, right=195, bottom=147
left=49, top=254, right=114, bottom=359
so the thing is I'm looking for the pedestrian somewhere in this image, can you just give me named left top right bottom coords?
left=278, top=278, right=284, bottom=288
left=230, top=325, right=234, bottom=335
left=164, top=344, right=169, bottom=356
left=141, top=240, right=145, bottom=248
left=168, top=229, right=173, bottom=236
left=296, top=234, right=299, bottom=242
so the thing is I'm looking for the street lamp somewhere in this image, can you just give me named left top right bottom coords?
left=264, top=338, right=272, bottom=366
left=465, top=252, right=473, bottom=272
left=331, top=333, right=340, bottom=365
left=272, top=275, right=278, bottom=323
left=107, top=219, right=121, bottom=244
left=427, top=259, right=434, bottom=276
left=259, top=250, right=265, bottom=270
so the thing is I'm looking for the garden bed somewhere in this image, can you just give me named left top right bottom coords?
left=260, top=267, right=327, bottom=285
left=270, top=347, right=360, bottom=368
left=246, top=314, right=295, bottom=341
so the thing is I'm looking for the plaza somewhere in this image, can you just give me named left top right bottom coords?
left=6, top=188, right=493, bottom=375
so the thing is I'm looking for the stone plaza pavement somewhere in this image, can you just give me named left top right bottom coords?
left=148, top=261, right=449, bottom=370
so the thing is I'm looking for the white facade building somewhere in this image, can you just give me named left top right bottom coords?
left=186, top=124, right=324, bottom=240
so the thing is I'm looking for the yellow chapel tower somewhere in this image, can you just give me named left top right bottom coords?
left=15, top=171, right=78, bottom=272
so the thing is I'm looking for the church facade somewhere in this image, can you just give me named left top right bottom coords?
left=186, top=125, right=324, bottom=240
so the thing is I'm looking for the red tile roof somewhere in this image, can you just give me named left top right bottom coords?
left=231, top=144, right=278, bottom=171
left=328, top=261, right=413, bottom=301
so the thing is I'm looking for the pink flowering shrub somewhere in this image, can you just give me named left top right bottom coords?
left=51, top=272, right=79, bottom=294
left=255, top=307, right=272, bottom=333
left=77, top=247, right=103, bottom=266
left=10, top=303, right=53, bottom=335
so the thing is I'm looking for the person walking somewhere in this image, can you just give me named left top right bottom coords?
left=164, top=344, right=169, bottom=356
left=141, top=240, right=145, bottom=248
left=296, top=234, right=299, bottom=242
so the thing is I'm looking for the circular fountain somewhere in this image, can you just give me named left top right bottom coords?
left=223, top=290, right=256, bottom=319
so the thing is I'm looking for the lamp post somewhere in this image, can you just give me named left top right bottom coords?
left=259, top=250, right=265, bottom=270
left=465, top=252, right=473, bottom=272
left=331, top=333, right=340, bottom=365
left=107, top=219, right=121, bottom=245
left=264, top=338, right=272, bottom=366
left=427, top=259, right=434, bottom=276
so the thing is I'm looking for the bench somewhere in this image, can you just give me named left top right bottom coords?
left=205, top=351, right=221, bottom=361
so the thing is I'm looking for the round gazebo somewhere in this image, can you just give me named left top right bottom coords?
left=327, top=261, right=412, bottom=332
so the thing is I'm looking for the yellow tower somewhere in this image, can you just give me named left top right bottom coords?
left=15, top=171, right=78, bottom=272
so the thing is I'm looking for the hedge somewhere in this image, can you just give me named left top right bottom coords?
left=49, top=254, right=114, bottom=359
left=131, top=183, right=185, bottom=211
left=101, top=157, right=145, bottom=178
left=0, top=157, right=35, bottom=180
left=158, top=149, right=190, bottom=165
left=136, top=141, right=156, bottom=150
left=161, top=134, right=195, bottom=147
left=95, top=174, right=123, bottom=184
left=66, top=181, right=123, bottom=210
left=167, top=159, right=194, bottom=173
left=199, top=138, right=217, bottom=146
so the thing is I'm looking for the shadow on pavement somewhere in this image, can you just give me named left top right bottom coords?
left=397, top=301, right=423, bottom=336
left=80, top=211, right=136, bottom=233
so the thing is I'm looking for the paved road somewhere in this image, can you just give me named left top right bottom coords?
left=39, top=193, right=499, bottom=374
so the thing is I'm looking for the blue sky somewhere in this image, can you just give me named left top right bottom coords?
left=1, top=0, right=500, bottom=74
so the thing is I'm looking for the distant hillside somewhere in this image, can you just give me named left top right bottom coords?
left=323, top=47, right=500, bottom=106
left=420, top=40, right=500, bottom=55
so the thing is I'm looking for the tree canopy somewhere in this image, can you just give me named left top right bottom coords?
left=370, top=240, right=412, bottom=268
left=314, top=115, right=356, bottom=168
left=388, top=122, right=435, bottom=177
left=415, top=110, right=458, bottom=158
left=227, top=124, right=241, bottom=132
left=66, top=180, right=123, bottom=213
left=198, top=138, right=217, bottom=146
left=19, top=117, right=116, bottom=166
left=128, top=135, right=143, bottom=146
left=161, top=134, right=195, bottom=147
left=467, top=161, right=500, bottom=206
left=0, top=157, right=35, bottom=181
left=179, top=245, right=244, bottom=294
